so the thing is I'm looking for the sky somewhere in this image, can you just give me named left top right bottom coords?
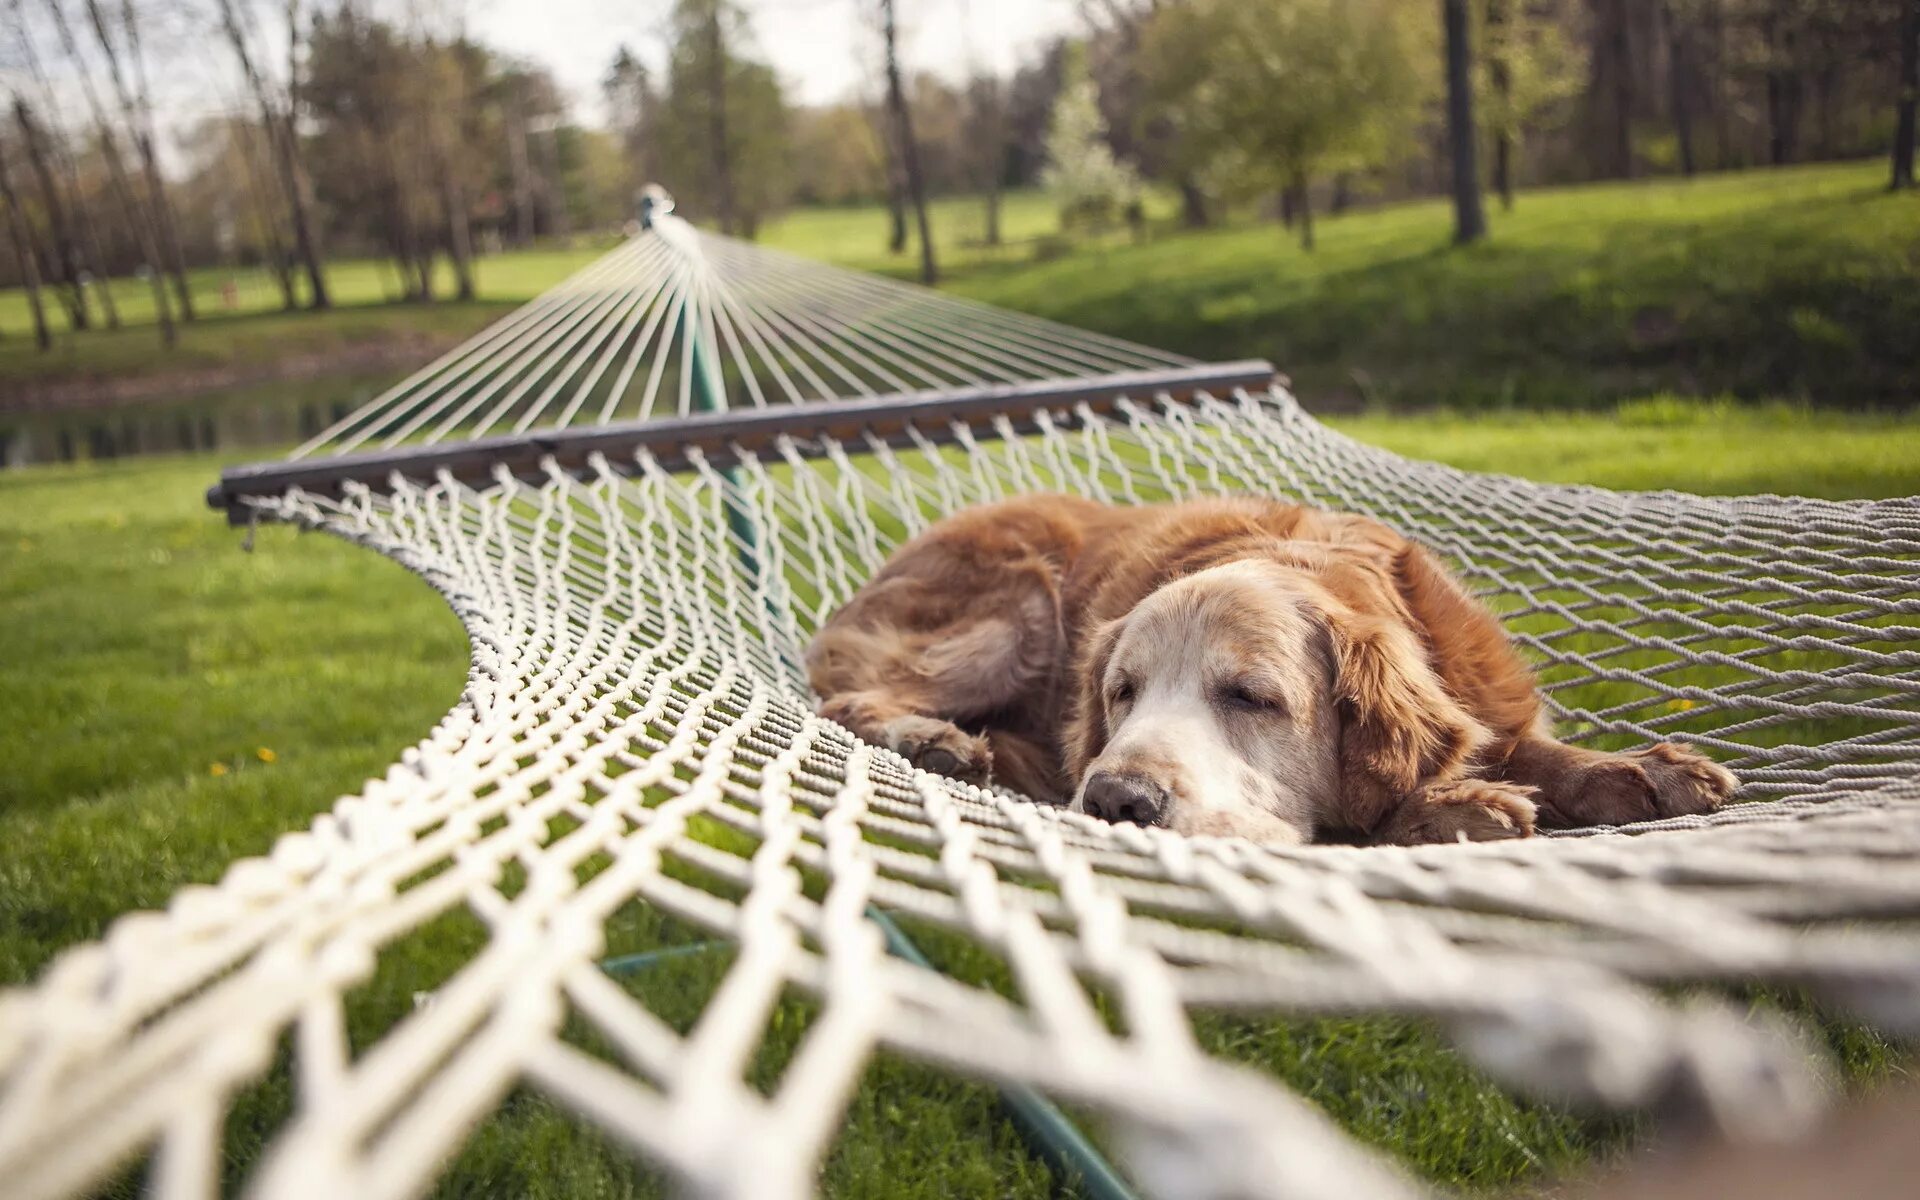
left=466, top=0, right=1083, bottom=120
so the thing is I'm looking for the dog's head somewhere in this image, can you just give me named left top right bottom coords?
left=1063, top=558, right=1484, bottom=842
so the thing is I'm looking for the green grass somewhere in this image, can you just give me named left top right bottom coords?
left=4, top=406, right=1912, bottom=1196
left=15, top=161, right=1915, bottom=412
left=0, top=243, right=610, bottom=388
left=917, top=161, right=1920, bottom=410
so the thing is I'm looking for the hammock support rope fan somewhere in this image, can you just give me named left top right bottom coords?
left=6, top=197, right=1920, bottom=1200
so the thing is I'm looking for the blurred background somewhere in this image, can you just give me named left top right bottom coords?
left=1, top=0, right=1917, bottom=466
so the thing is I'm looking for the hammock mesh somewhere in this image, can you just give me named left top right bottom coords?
left=5, top=211, right=1920, bottom=1200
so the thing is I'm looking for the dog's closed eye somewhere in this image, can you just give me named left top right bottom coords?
left=1107, top=677, right=1136, bottom=706
left=1219, top=682, right=1284, bottom=713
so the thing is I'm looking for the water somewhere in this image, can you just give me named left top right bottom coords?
left=0, top=373, right=400, bottom=470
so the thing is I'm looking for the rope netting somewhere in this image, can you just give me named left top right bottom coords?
left=5, top=212, right=1920, bottom=1200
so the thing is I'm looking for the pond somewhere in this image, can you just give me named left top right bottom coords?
left=0, top=372, right=402, bottom=470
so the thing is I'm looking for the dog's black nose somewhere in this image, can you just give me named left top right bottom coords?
left=1080, top=772, right=1169, bottom=826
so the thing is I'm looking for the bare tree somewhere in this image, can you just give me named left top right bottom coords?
left=83, top=0, right=195, bottom=320
left=1442, top=0, right=1487, bottom=244
left=1896, top=0, right=1918, bottom=190
left=41, top=0, right=175, bottom=344
left=880, top=0, right=936, bottom=283
left=0, top=132, right=54, bottom=349
left=228, top=107, right=297, bottom=308
left=11, top=99, right=88, bottom=329
left=9, top=3, right=119, bottom=327
left=216, top=0, right=330, bottom=308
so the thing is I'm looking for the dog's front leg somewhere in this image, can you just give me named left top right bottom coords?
left=1368, top=778, right=1539, bottom=845
left=817, top=690, right=993, bottom=785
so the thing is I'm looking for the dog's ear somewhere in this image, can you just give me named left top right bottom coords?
left=1062, top=617, right=1123, bottom=781
left=1329, top=606, right=1487, bottom=795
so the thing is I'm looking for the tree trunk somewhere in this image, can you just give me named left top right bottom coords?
left=973, top=80, right=1004, bottom=246
left=1294, top=175, right=1314, bottom=251
left=509, top=87, right=537, bottom=245
left=86, top=0, right=195, bottom=321
left=443, top=173, right=475, bottom=301
left=881, top=0, right=936, bottom=283
left=215, top=0, right=329, bottom=309
left=65, top=163, right=120, bottom=327
left=1762, top=8, right=1800, bottom=166
left=885, top=169, right=907, bottom=253
left=1608, top=0, right=1634, bottom=177
left=704, top=2, right=737, bottom=235
left=1662, top=0, right=1697, bottom=177
left=12, top=100, right=88, bottom=330
left=236, top=119, right=297, bottom=309
left=1331, top=173, right=1353, bottom=214
left=1487, top=0, right=1515, bottom=209
left=1895, top=0, right=1919, bottom=190
left=1442, top=0, right=1487, bottom=244
left=0, top=138, right=54, bottom=350
left=1177, top=176, right=1210, bottom=228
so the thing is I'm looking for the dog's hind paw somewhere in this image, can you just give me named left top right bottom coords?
left=881, top=715, right=992, bottom=785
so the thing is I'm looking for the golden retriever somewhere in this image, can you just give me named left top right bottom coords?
left=806, top=495, right=1735, bottom=845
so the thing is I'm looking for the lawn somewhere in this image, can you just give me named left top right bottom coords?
left=3, top=406, right=1912, bottom=1196
left=0, top=244, right=610, bottom=392
left=9, top=161, right=1917, bottom=415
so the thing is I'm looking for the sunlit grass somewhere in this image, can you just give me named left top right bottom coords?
left=5, top=402, right=1914, bottom=1194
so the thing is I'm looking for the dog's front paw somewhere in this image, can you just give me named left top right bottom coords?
left=1379, top=779, right=1538, bottom=845
left=881, top=715, right=992, bottom=784
left=1541, top=742, right=1735, bottom=827
left=1628, top=741, right=1736, bottom=818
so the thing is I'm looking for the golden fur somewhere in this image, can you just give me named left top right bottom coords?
left=807, top=495, right=1735, bottom=845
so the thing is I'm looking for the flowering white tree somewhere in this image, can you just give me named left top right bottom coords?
left=1040, top=56, right=1140, bottom=235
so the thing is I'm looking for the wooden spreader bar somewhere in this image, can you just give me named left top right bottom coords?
left=207, top=361, right=1276, bottom=523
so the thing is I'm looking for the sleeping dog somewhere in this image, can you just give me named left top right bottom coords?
left=806, top=495, right=1734, bottom=845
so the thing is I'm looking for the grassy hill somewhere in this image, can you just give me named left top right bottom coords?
left=5, top=161, right=1915, bottom=411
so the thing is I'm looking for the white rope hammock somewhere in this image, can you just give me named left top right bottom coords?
left=5, top=202, right=1920, bottom=1200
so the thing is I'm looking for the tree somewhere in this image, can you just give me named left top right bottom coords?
left=1483, top=0, right=1584, bottom=207
left=1896, top=0, right=1918, bottom=189
left=879, top=0, right=936, bottom=282
left=1661, top=0, right=1698, bottom=176
left=1586, top=0, right=1635, bottom=177
left=649, top=0, right=790, bottom=237
left=216, top=0, right=329, bottom=308
left=11, top=100, right=88, bottom=330
left=82, top=0, right=195, bottom=321
left=1141, top=0, right=1433, bottom=250
left=1444, top=0, right=1488, bottom=243
left=789, top=104, right=888, bottom=205
left=967, top=74, right=1007, bottom=245
left=1039, top=49, right=1139, bottom=237
left=1082, top=0, right=1213, bottom=228
left=0, top=133, right=53, bottom=349
left=7, top=3, right=120, bottom=327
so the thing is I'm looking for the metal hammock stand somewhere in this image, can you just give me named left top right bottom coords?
left=5, top=197, right=1920, bottom=1200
